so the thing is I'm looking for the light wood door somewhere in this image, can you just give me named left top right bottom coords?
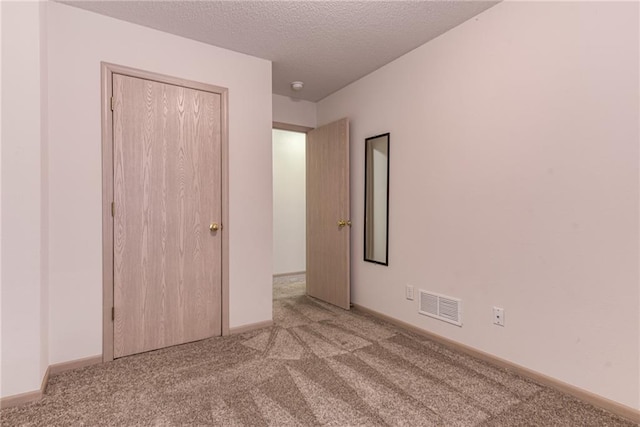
left=112, top=73, right=222, bottom=358
left=306, top=118, right=350, bottom=309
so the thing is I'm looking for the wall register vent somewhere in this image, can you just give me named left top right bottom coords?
left=419, top=290, right=462, bottom=326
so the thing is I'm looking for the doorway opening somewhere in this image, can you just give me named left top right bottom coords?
left=272, top=127, right=307, bottom=300
left=272, top=118, right=350, bottom=310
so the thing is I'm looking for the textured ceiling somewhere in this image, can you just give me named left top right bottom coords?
left=60, top=1, right=499, bottom=102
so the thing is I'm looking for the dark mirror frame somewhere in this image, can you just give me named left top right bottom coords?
left=364, top=132, right=390, bottom=266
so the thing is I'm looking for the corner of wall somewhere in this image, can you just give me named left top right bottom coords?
left=39, top=0, right=50, bottom=381
left=0, top=0, right=49, bottom=398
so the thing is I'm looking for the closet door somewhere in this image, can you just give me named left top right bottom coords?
left=112, top=73, right=222, bottom=358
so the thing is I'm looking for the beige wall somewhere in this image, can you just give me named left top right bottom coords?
left=272, top=129, right=306, bottom=275
left=0, top=0, right=49, bottom=397
left=318, top=1, right=639, bottom=409
left=273, top=94, right=316, bottom=128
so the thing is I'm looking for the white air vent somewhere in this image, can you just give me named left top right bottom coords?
left=419, top=290, right=462, bottom=326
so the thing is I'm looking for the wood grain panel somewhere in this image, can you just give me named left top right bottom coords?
left=306, top=118, right=350, bottom=309
left=113, top=74, right=221, bottom=358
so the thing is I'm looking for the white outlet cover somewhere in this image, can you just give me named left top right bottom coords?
left=406, top=285, right=414, bottom=301
left=493, top=307, right=504, bottom=326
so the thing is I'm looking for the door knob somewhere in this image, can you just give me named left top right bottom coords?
left=210, top=223, right=219, bottom=232
left=337, top=220, right=352, bottom=228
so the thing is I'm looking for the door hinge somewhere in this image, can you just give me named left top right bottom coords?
left=111, top=202, right=115, bottom=217
left=110, top=96, right=114, bottom=111
left=111, top=307, right=115, bottom=321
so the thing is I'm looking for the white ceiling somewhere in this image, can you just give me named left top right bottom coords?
left=60, top=1, right=499, bottom=102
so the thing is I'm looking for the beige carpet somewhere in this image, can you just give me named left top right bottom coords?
left=1, top=275, right=634, bottom=426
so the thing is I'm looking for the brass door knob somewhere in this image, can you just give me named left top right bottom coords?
left=210, top=223, right=219, bottom=232
left=337, top=220, right=352, bottom=228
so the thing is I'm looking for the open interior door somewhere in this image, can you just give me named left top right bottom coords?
left=306, top=118, right=350, bottom=310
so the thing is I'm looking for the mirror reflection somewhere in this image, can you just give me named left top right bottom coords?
left=364, top=133, right=390, bottom=265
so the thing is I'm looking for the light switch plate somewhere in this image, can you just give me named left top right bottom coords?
left=406, top=285, right=414, bottom=301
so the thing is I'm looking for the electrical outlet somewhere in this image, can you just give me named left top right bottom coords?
left=406, top=285, right=414, bottom=301
left=493, top=307, right=505, bottom=326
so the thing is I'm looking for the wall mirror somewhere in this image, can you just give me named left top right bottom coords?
left=364, top=132, right=390, bottom=265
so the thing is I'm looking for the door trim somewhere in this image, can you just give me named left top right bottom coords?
left=272, top=121, right=314, bottom=133
left=101, top=62, right=230, bottom=362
